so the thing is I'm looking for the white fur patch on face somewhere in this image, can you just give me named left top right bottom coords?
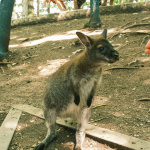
left=103, top=56, right=110, bottom=61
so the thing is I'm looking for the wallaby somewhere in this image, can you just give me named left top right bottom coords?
left=34, top=29, right=119, bottom=150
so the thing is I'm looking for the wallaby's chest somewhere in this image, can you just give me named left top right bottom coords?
left=73, top=70, right=102, bottom=106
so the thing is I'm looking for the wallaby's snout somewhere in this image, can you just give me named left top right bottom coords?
left=112, top=50, right=119, bottom=60
left=109, top=50, right=119, bottom=63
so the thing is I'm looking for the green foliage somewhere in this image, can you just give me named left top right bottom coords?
left=83, top=22, right=90, bottom=28
left=18, top=3, right=22, bottom=7
left=40, top=9, right=45, bottom=13
left=67, top=6, right=74, bottom=11
left=115, top=0, right=119, bottom=4
left=84, top=2, right=90, bottom=5
left=51, top=4, right=57, bottom=9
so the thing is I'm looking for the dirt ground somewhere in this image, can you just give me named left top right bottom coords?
left=0, top=10, right=150, bottom=150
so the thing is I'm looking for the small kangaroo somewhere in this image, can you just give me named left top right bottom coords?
left=34, top=29, right=119, bottom=150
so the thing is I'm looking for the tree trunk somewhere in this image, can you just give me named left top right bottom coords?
left=0, top=0, right=15, bottom=60
left=28, top=0, right=34, bottom=16
left=89, top=0, right=101, bottom=28
left=74, top=0, right=78, bottom=10
left=22, top=0, right=28, bottom=17
left=119, top=0, right=124, bottom=4
left=37, top=0, right=40, bottom=17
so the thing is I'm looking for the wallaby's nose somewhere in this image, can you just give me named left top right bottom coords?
left=112, top=51, right=119, bottom=60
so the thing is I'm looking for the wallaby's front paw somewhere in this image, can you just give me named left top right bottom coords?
left=75, top=146, right=82, bottom=150
left=34, top=143, right=45, bottom=150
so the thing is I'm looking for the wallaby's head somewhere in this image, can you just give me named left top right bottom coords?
left=76, top=29, right=119, bottom=63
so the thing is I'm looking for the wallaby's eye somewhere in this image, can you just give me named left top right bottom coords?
left=98, top=47, right=104, bottom=51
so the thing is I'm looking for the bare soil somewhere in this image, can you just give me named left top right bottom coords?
left=0, top=10, right=150, bottom=150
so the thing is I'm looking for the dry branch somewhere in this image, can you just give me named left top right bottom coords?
left=118, top=22, right=132, bottom=30
left=1, top=66, right=4, bottom=73
left=125, top=51, right=142, bottom=58
left=117, top=40, right=139, bottom=51
left=89, top=118, right=106, bottom=123
left=141, top=17, right=150, bottom=22
left=92, top=104, right=106, bottom=109
left=0, top=62, right=13, bottom=65
left=110, top=20, right=150, bottom=40
left=110, top=32, right=121, bottom=39
left=111, top=30, right=150, bottom=40
left=106, top=67, right=150, bottom=71
left=140, top=35, right=150, bottom=46
left=123, top=30, right=150, bottom=35
left=138, top=98, right=150, bottom=101
left=22, top=55, right=38, bottom=60
left=123, top=23, right=150, bottom=30
left=105, top=67, right=139, bottom=71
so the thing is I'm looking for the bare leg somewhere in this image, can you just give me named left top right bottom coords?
left=42, top=0, right=48, bottom=8
left=59, top=0, right=67, bottom=11
left=75, top=108, right=91, bottom=150
left=53, top=0, right=63, bottom=11
left=74, top=0, right=78, bottom=10
left=102, top=0, right=107, bottom=6
left=34, top=109, right=57, bottom=150
left=46, top=0, right=52, bottom=8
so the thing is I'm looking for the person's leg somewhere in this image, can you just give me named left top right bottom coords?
left=101, top=0, right=107, bottom=6
left=54, top=0, right=63, bottom=11
left=46, top=0, right=52, bottom=8
left=59, top=0, right=67, bottom=11
left=110, top=0, right=114, bottom=5
left=42, top=0, right=48, bottom=8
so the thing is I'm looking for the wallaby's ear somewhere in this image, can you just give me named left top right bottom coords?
left=102, top=29, right=107, bottom=39
left=76, top=32, right=93, bottom=47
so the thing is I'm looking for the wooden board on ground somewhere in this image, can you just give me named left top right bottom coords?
left=0, top=108, right=22, bottom=150
left=12, top=104, right=150, bottom=150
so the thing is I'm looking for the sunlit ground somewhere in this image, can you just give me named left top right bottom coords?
left=9, top=28, right=117, bottom=48
left=38, top=59, right=69, bottom=76
left=9, top=27, right=143, bottom=78
left=9, top=28, right=114, bottom=77
left=10, top=27, right=147, bottom=48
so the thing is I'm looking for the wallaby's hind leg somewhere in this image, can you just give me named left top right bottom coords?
left=75, top=108, right=90, bottom=150
left=34, top=109, right=57, bottom=150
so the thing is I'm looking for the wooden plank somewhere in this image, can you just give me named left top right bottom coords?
left=56, top=118, right=150, bottom=150
left=0, top=108, right=22, bottom=150
left=12, top=104, right=150, bottom=150
left=12, top=104, right=44, bottom=119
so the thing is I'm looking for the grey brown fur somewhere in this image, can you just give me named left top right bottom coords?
left=34, top=29, right=119, bottom=150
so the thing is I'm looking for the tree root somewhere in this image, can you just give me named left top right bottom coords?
left=106, top=67, right=150, bottom=71
left=0, top=62, right=13, bottom=65
left=140, top=35, right=150, bottom=46
left=138, top=98, right=150, bottom=101
left=123, top=23, right=150, bottom=30
left=1, top=66, right=4, bottom=73
left=111, top=30, right=150, bottom=40
left=117, top=40, right=139, bottom=51
left=110, top=21, right=150, bottom=40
